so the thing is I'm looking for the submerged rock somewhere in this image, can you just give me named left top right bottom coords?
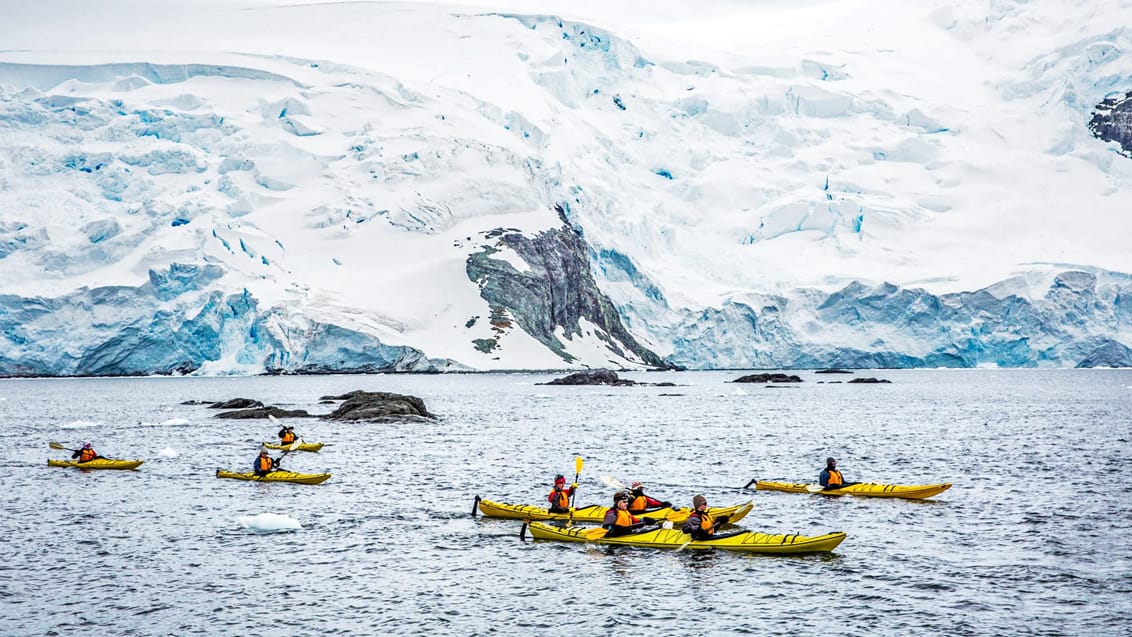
left=847, top=377, right=892, bottom=384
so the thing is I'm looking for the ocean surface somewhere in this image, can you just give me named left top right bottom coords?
left=2, top=369, right=1130, bottom=636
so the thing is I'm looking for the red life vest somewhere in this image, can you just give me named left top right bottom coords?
left=79, top=448, right=98, bottom=462
left=827, top=469, right=844, bottom=487
left=256, top=455, right=274, bottom=473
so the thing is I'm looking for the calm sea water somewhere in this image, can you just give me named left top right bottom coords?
left=2, top=369, right=1130, bottom=636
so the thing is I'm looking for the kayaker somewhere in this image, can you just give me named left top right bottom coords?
left=819, top=457, right=859, bottom=490
left=681, top=494, right=717, bottom=540
left=547, top=474, right=577, bottom=513
left=602, top=491, right=655, bottom=537
left=278, top=425, right=297, bottom=445
left=253, top=447, right=278, bottom=476
left=71, top=442, right=100, bottom=463
left=627, top=481, right=670, bottom=513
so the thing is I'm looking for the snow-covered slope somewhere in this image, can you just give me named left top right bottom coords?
left=1, top=0, right=1130, bottom=374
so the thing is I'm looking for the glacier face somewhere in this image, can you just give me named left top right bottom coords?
left=0, top=0, right=1131, bottom=375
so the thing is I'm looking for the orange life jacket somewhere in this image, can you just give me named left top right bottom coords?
left=256, top=455, right=274, bottom=473
left=629, top=495, right=649, bottom=512
left=827, top=469, right=844, bottom=487
left=79, top=448, right=97, bottom=462
left=280, top=431, right=296, bottom=444
left=698, top=511, right=715, bottom=534
left=548, top=488, right=569, bottom=510
left=612, top=508, right=639, bottom=527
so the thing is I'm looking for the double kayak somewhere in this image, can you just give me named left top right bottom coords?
left=263, top=441, right=324, bottom=452
left=525, top=522, right=846, bottom=554
left=48, top=458, right=143, bottom=470
left=215, top=469, right=331, bottom=485
left=475, top=496, right=754, bottom=525
left=754, top=480, right=951, bottom=500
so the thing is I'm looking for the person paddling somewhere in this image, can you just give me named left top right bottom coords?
left=819, top=457, right=859, bottom=490
left=278, top=425, right=297, bottom=445
left=71, top=442, right=100, bottom=463
left=681, top=495, right=716, bottom=540
left=547, top=474, right=577, bottom=513
left=602, top=491, right=659, bottom=537
left=626, top=481, right=671, bottom=513
left=253, top=446, right=278, bottom=476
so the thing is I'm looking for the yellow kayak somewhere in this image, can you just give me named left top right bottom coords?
left=475, top=497, right=753, bottom=525
left=48, top=458, right=143, bottom=470
left=754, top=480, right=952, bottom=500
left=263, top=441, right=324, bottom=452
left=525, top=522, right=846, bottom=554
left=215, top=469, right=331, bottom=485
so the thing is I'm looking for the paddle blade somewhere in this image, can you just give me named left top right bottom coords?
left=268, top=414, right=280, bottom=424
left=600, top=475, right=627, bottom=490
left=584, top=527, right=608, bottom=540
left=574, top=456, right=584, bottom=475
left=674, top=538, right=693, bottom=552
left=288, top=439, right=302, bottom=452
left=806, top=485, right=826, bottom=493
left=49, top=441, right=68, bottom=450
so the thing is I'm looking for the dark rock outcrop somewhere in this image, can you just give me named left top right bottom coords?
left=847, top=377, right=892, bottom=384
left=1090, top=91, right=1132, bottom=157
left=214, top=406, right=312, bottom=419
left=539, top=369, right=641, bottom=386
left=815, top=368, right=853, bottom=374
left=733, top=373, right=803, bottom=383
left=466, top=210, right=665, bottom=368
left=1076, top=339, right=1132, bottom=368
left=322, top=391, right=432, bottom=421
left=209, top=398, right=264, bottom=409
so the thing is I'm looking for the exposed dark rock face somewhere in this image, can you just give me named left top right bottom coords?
left=539, top=369, right=641, bottom=386
left=466, top=209, right=665, bottom=368
left=815, top=369, right=853, bottom=374
left=322, top=390, right=432, bottom=421
left=209, top=398, right=264, bottom=409
left=1090, top=91, right=1132, bottom=157
left=1075, top=339, right=1132, bottom=368
left=733, top=373, right=802, bottom=383
left=214, top=406, right=312, bottom=419
left=847, top=377, right=892, bottom=384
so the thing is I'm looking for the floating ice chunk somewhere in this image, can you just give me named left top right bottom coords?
left=158, top=447, right=179, bottom=458
left=60, top=420, right=98, bottom=430
left=160, top=418, right=190, bottom=427
left=237, top=513, right=302, bottom=533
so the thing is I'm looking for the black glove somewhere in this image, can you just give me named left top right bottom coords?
left=716, top=515, right=730, bottom=526
left=272, top=459, right=280, bottom=469
left=660, top=501, right=672, bottom=508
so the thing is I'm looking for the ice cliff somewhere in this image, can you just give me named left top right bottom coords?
left=0, top=1, right=1130, bottom=375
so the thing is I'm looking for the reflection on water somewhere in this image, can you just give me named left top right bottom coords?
left=1, top=369, right=1130, bottom=635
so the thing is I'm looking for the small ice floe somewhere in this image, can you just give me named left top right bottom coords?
left=60, top=420, right=98, bottom=430
left=138, top=417, right=191, bottom=427
left=237, top=513, right=302, bottom=533
left=158, top=447, right=180, bottom=458
left=733, top=388, right=749, bottom=396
